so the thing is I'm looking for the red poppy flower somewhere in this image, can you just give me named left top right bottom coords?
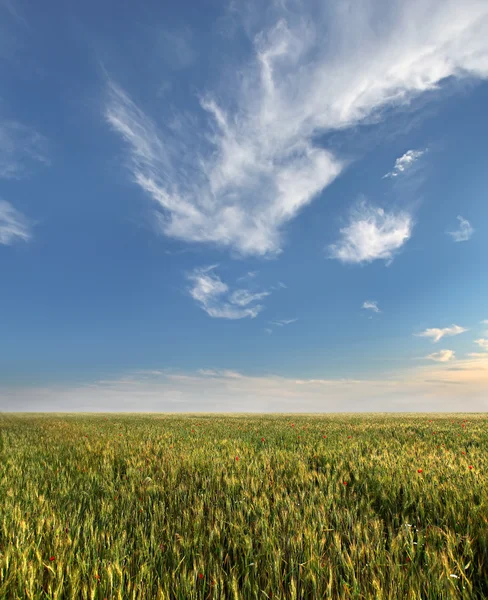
left=348, top=436, right=351, bottom=439
left=49, top=556, right=55, bottom=561
left=417, top=469, right=423, bottom=473
left=462, top=451, right=466, bottom=455
left=198, top=573, right=204, bottom=580
left=235, top=456, right=239, bottom=461
left=343, top=481, right=347, bottom=485
left=468, top=465, right=473, bottom=470
left=261, top=437, right=265, bottom=442
left=323, top=435, right=326, bottom=438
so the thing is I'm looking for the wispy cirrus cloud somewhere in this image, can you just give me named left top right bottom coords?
left=0, top=121, right=49, bottom=180
left=415, top=324, right=468, bottom=343
left=328, top=200, right=413, bottom=265
left=425, top=349, right=455, bottom=362
left=383, top=149, right=425, bottom=179
left=0, top=199, right=30, bottom=245
left=447, top=216, right=474, bottom=242
left=105, top=81, right=342, bottom=258
left=362, top=300, right=380, bottom=313
left=236, top=271, right=258, bottom=283
left=265, top=317, right=297, bottom=334
left=229, top=288, right=270, bottom=307
left=105, top=0, right=488, bottom=257
left=0, top=117, right=48, bottom=246
left=187, top=265, right=270, bottom=319
left=269, top=318, right=297, bottom=326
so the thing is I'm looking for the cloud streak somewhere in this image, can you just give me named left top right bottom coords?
left=447, top=216, right=474, bottom=242
left=187, top=265, right=270, bottom=319
left=416, top=324, right=468, bottom=343
left=0, top=199, right=30, bottom=245
left=328, top=200, right=413, bottom=265
left=105, top=0, right=488, bottom=256
left=269, top=318, right=298, bottom=326
left=0, top=121, right=49, bottom=180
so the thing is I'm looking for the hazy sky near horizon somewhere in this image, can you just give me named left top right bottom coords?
left=1, top=0, right=488, bottom=412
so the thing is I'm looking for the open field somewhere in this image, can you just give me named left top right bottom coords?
left=0, top=413, right=487, bottom=599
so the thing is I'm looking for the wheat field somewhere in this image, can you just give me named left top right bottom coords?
left=0, top=413, right=486, bottom=599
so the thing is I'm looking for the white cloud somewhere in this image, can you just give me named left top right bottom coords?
left=425, top=349, right=455, bottom=362
left=447, top=216, right=474, bottom=242
left=481, top=320, right=488, bottom=325
left=328, top=200, right=413, bottom=264
left=474, top=338, right=488, bottom=351
left=416, top=324, right=468, bottom=343
left=187, top=265, right=269, bottom=319
left=105, top=0, right=488, bottom=256
left=362, top=300, right=380, bottom=313
left=383, top=149, right=425, bottom=178
left=0, top=121, right=49, bottom=180
left=0, top=199, right=30, bottom=244
left=106, top=81, right=341, bottom=257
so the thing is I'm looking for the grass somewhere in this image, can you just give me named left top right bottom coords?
left=0, top=412, right=487, bottom=599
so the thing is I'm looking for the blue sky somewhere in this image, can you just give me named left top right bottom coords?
left=1, top=0, right=488, bottom=412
